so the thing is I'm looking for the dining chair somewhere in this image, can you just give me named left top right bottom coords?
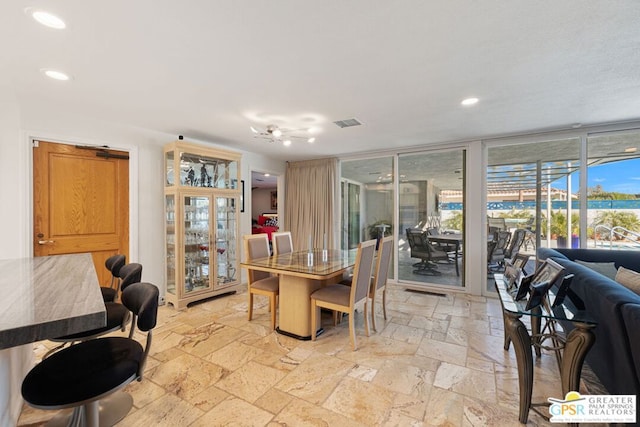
left=22, top=282, right=159, bottom=427
left=101, top=254, right=126, bottom=302
left=370, top=235, right=393, bottom=332
left=243, top=233, right=279, bottom=330
left=310, top=239, right=377, bottom=351
left=272, top=231, right=293, bottom=255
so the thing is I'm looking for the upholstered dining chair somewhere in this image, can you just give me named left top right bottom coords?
left=370, top=235, right=393, bottom=332
left=310, top=239, right=377, bottom=351
left=22, top=282, right=159, bottom=427
left=272, top=231, right=293, bottom=256
left=243, top=233, right=279, bottom=330
left=101, top=254, right=126, bottom=302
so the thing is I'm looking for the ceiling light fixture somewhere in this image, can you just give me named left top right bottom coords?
left=250, top=124, right=319, bottom=147
left=29, top=9, right=66, bottom=29
left=461, top=97, right=479, bottom=106
left=42, top=69, right=71, bottom=81
left=624, top=147, right=637, bottom=153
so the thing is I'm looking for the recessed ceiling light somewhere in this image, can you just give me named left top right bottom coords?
left=625, top=147, right=637, bottom=153
left=272, top=129, right=282, bottom=138
left=571, top=123, right=582, bottom=128
left=29, top=9, right=66, bottom=29
left=461, top=97, right=479, bottom=106
left=42, top=69, right=71, bottom=81
left=282, top=140, right=292, bottom=146
left=307, top=137, right=315, bottom=143
left=264, top=173, right=270, bottom=177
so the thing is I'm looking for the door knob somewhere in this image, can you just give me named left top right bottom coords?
left=38, top=240, right=55, bottom=245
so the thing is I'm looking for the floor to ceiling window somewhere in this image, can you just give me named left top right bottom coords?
left=397, top=149, right=466, bottom=289
left=485, top=138, right=580, bottom=292
left=587, top=131, right=640, bottom=250
left=341, top=156, right=395, bottom=271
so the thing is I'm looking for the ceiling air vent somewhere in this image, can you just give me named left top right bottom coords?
left=333, top=118, right=362, bottom=128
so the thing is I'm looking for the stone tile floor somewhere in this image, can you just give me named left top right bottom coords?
left=18, top=285, right=602, bottom=426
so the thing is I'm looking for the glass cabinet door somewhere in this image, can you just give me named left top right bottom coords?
left=183, top=195, right=212, bottom=294
left=179, top=152, right=239, bottom=189
left=215, top=196, right=238, bottom=287
left=166, top=195, right=176, bottom=295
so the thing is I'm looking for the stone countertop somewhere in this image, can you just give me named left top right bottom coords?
left=0, top=253, right=106, bottom=350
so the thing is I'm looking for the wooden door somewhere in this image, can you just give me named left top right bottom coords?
left=33, top=141, right=129, bottom=287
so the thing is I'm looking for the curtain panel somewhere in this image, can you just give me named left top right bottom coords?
left=284, top=158, right=339, bottom=251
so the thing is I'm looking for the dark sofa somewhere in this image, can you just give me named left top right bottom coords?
left=537, top=247, right=640, bottom=397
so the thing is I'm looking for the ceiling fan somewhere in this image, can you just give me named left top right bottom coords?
left=250, top=124, right=316, bottom=146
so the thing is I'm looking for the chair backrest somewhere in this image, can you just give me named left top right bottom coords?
left=493, top=230, right=511, bottom=252
left=406, top=228, right=436, bottom=256
left=488, top=217, right=507, bottom=233
left=505, top=228, right=527, bottom=258
left=406, top=228, right=423, bottom=252
left=373, top=236, right=393, bottom=292
left=350, top=239, right=377, bottom=305
left=243, top=234, right=271, bottom=282
left=118, top=262, right=143, bottom=292
left=105, top=254, right=126, bottom=287
left=121, top=282, right=159, bottom=332
left=272, top=231, right=293, bottom=256
left=120, top=282, right=159, bottom=376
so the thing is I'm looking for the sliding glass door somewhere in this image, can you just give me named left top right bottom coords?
left=397, top=149, right=465, bottom=289
left=341, top=156, right=395, bottom=274
left=587, top=131, right=640, bottom=250
left=485, top=137, right=580, bottom=292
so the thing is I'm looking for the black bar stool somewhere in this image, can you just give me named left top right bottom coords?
left=22, top=282, right=159, bottom=427
left=101, top=255, right=126, bottom=302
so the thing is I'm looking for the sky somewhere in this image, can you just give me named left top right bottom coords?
left=553, top=158, right=640, bottom=195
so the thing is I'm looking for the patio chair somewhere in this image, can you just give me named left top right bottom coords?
left=504, top=228, right=527, bottom=260
left=489, top=230, right=511, bottom=271
left=406, top=228, right=449, bottom=276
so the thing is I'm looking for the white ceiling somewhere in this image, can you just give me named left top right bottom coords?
left=2, top=1, right=640, bottom=161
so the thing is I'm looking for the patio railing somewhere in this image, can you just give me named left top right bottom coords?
left=594, top=225, right=640, bottom=249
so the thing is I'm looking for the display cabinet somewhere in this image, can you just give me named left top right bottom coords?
left=164, top=139, right=242, bottom=309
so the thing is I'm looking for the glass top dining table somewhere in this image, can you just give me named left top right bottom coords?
left=241, top=248, right=357, bottom=339
left=241, top=249, right=357, bottom=279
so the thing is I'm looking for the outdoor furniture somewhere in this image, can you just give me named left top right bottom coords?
left=489, top=230, right=511, bottom=271
left=406, top=228, right=450, bottom=276
left=504, top=228, right=528, bottom=261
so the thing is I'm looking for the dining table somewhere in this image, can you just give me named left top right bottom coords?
left=241, top=248, right=356, bottom=340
